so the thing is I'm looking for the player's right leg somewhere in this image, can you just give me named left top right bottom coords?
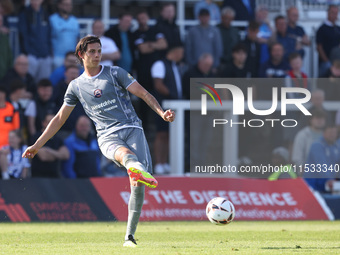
left=115, top=148, right=158, bottom=188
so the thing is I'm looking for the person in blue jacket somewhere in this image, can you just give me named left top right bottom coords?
left=305, top=124, right=340, bottom=193
left=62, top=115, right=101, bottom=178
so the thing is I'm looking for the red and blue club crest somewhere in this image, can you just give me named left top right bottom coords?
left=94, top=89, right=102, bottom=98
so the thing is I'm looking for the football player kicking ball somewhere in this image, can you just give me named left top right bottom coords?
left=22, top=36, right=175, bottom=247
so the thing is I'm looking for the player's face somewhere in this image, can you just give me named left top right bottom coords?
left=83, top=43, right=102, bottom=67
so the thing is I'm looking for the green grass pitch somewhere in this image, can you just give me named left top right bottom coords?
left=0, top=221, right=339, bottom=254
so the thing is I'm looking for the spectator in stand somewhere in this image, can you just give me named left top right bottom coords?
left=194, top=0, right=221, bottom=23
left=182, top=53, right=216, bottom=172
left=242, top=20, right=261, bottom=77
left=284, top=53, right=310, bottom=147
left=318, top=59, right=340, bottom=101
left=62, top=116, right=101, bottom=178
left=155, top=2, right=182, bottom=58
left=185, top=9, right=223, bottom=71
left=105, top=12, right=134, bottom=73
left=24, top=79, right=56, bottom=141
left=291, top=109, right=326, bottom=167
left=49, top=51, right=81, bottom=87
left=298, top=90, right=333, bottom=129
left=218, top=7, right=240, bottom=67
left=220, top=43, right=253, bottom=78
left=151, top=44, right=184, bottom=175
left=92, top=19, right=120, bottom=66
left=335, top=107, right=340, bottom=132
left=53, top=65, right=80, bottom=108
left=182, top=53, right=214, bottom=99
left=255, top=6, right=272, bottom=64
left=272, top=15, right=304, bottom=61
left=258, top=43, right=289, bottom=79
left=0, top=14, right=12, bottom=80
left=316, top=5, right=340, bottom=77
left=0, top=130, right=30, bottom=180
left=50, top=0, right=79, bottom=69
left=223, top=0, right=255, bottom=21
left=268, top=147, right=297, bottom=180
left=133, top=9, right=167, bottom=132
left=1, top=54, right=36, bottom=99
left=133, top=9, right=167, bottom=92
left=0, top=0, right=14, bottom=33
left=286, top=52, right=308, bottom=92
left=53, top=65, right=85, bottom=138
left=30, top=113, right=69, bottom=178
left=0, top=85, right=19, bottom=148
left=18, top=0, right=52, bottom=83
left=286, top=6, right=310, bottom=47
left=305, top=124, right=339, bottom=193
left=8, top=79, right=27, bottom=130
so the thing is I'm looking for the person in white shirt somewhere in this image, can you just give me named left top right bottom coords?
left=92, top=19, right=121, bottom=66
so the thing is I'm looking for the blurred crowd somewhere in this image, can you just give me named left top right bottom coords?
left=0, top=0, right=340, bottom=193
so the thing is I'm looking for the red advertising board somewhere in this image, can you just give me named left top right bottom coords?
left=91, top=177, right=330, bottom=221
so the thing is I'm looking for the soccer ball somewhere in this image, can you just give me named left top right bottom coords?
left=206, top=197, right=235, bottom=225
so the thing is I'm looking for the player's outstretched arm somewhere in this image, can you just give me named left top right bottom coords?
left=22, top=104, right=75, bottom=159
left=127, top=81, right=175, bottom=122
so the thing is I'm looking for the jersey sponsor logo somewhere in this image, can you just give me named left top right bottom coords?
left=91, top=99, right=116, bottom=110
left=94, top=89, right=102, bottom=98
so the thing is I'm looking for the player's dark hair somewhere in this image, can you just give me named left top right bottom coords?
left=37, top=78, right=52, bottom=88
left=75, top=35, right=102, bottom=66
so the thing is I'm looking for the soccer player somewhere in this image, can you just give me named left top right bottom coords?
left=22, top=35, right=175, bottom=247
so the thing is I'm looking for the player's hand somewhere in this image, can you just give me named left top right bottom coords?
left=163, top=109, right=175, bottom=122
left=22, top=145, right=39, bottom=159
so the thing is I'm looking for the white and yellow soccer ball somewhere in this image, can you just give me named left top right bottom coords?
left=206, top=197, right=235, bottom=225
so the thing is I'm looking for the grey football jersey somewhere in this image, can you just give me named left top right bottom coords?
left=64, top=65, right=142, bottom=137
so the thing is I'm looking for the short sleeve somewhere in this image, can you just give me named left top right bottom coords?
left=115, top=67, right=136, bottom=89
left=151, top=61, right=166, bottom=79
left=64, top=80, right=79, bottom=106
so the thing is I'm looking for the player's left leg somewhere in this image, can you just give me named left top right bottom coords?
left=123, top=175, right=144, bottom=248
